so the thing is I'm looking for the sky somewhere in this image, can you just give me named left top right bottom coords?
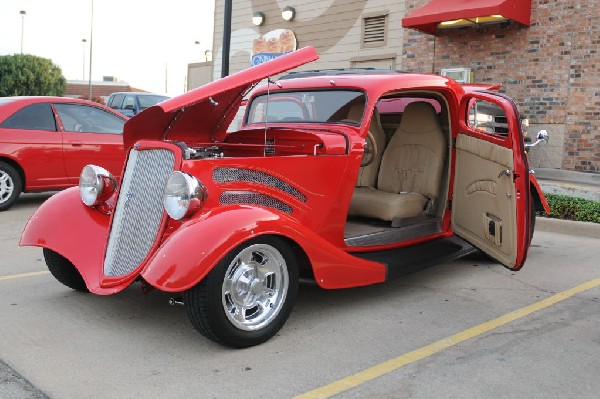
left=0, top=0, right=215, bottom=96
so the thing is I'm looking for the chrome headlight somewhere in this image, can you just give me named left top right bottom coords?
left=79, top=165, right=117, bottom=206
left=163, top=172, right=206, bottom=220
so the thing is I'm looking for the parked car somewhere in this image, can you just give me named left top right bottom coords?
left=21, top=47, right=550, bottom=348
left=0, top=97, right=127, bottom=211
left=107, top=92, right=170, bottom=117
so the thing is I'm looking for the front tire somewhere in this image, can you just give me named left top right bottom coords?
left=43, top=249, right=89, bottom=292
left=184, top=236, right=299, bottom=348
left=0, top=162, right=22, bottom=211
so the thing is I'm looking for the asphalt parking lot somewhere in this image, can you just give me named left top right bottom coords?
left=1, top=194, right=599, bottom=399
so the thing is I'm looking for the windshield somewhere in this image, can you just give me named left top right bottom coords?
left=246, top=90, right=366, bottom=125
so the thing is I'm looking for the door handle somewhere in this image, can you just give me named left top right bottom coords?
left=498, top=169, right=511, bottom=178
left=71, top=142, right=83, bottom=147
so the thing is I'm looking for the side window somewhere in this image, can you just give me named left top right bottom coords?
left=467, top=99, right=508, bottom=138
left=109, top=94, right=124, bottom=109
left=0, top=103, right=57, bottom=131
left=53, top=103, right=125, bottom=134
left=123, top=95, right=136, bottom=110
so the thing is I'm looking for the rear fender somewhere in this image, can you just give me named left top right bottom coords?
left=19, top=187, right=122, bottom=295
left=141, top=206, right=386, bottom=292
left=530, top=174, right=550, bottom=214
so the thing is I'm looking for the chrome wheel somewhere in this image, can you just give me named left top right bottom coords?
left=0, top=169, right=15, bottom=205
left=222, top=243, right=289, bottom=331
left=184, top=236, right=299, bottom=347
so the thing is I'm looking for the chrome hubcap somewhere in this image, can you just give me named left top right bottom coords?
left=222, top=243, right=289, bottom=331
left=0, top=170, right=14, bottom=204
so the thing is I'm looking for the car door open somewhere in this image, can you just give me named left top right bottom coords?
left=452, top=92, right=531, bottom=270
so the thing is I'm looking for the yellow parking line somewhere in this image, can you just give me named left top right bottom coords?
left=0, top=271, right=50, bottom=281
left=296, top=277, right=600, bottom=399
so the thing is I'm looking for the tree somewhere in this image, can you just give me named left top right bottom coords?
left=0, top=54, right=66, bottom=97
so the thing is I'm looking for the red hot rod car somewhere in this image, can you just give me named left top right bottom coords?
left=21, top=47, right=550, bottom=348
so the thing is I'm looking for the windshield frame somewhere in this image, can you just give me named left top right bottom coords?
left=244, top=88, right=367, bottom=127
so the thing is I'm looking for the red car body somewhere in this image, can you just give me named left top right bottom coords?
left=0, top=96, right=127, bottom=210
left=21, top=47, right=549, bottom=347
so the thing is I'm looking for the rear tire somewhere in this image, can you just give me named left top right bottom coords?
left=0, top=162, right=22, bottom=211
left=43, top=249, right=89, bottom=292
left=184, top=236, right=299, bottom=348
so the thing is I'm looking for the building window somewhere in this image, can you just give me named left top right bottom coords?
left=362, top=14, right=388, bottom=48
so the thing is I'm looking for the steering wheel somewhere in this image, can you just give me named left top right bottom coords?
left=338, top=119, right=378, bottom=167
left=361, top=130, right=378, bottom=167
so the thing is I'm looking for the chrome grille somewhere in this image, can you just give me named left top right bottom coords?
left=104, top=148, right=175, bottom=277
left=213, top=167, right=307, bottom=202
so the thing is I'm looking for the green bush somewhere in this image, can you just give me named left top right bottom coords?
left=0, top=54, right=66, bottom=96
left=538, top=194, right=600, bottom=223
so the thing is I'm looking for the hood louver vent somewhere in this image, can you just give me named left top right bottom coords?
left=213, top=167, right=307, bottom=202
left=220, top=191, right=293, bottom=214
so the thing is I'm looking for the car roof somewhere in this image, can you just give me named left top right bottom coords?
left=279, top=68, right=403, bottom=80
left=0, top=96, right=85, bottom=103
left=109, top=92, right=168, bottom=96
left=0, top=96, right=127, bottom=120
left=251, top=73, right=466, bottom=102
left=0, top=96, right=109, bottom=105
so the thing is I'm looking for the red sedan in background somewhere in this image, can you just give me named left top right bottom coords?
left=0, top=97, right=127, bottom=211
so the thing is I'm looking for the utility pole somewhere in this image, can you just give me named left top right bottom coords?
left=221, top=0, right=232, bottom=77
left=82, top=39, right=87, bottom=80
left=88, top=0, right=94, bottom=100
left=19, top=10, right=26, bottom=54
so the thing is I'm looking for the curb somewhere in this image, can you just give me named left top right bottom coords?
left=536, top=217, right=600, bottom=239
left=0, top=360, right=49, bottom=399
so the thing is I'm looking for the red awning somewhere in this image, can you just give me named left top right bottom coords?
left=402, top=0, right=531, bottom=35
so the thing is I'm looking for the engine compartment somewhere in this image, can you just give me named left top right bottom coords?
left=178, top=127, right=349, bottom=159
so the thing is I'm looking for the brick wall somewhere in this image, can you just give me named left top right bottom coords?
left=402, top=0, right=600, bottom=173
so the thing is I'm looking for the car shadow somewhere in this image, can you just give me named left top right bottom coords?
left=11, top=192, right=57, bottom=211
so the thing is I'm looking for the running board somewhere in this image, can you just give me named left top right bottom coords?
left=351, top=236, right=477, bottom=280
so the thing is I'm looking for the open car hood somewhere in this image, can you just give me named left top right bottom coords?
left=123, top=47, right=319, bottom=149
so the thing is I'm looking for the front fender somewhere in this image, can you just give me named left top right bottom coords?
left=141, top=205, right=386, bottom=292
left=530, top=174, right=550, bottom=214
left=19, top=187, right=122, bottom=295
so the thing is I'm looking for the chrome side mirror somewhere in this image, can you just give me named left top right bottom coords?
left=525, top=130, right=549, bottom=152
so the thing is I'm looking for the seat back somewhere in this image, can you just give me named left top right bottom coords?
left=355, top=108, right=386, bottom=188
left=377, top=102, right=446, bottom=198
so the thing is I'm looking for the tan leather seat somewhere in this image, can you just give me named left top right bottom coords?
left=349, top=102, right=446, bottom=221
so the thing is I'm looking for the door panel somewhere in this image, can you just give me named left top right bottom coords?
left=453, top=134, right=518, bottom=265
left=62, top=132, right=124, bottom=183
left=0, top=102, right=69, bottom=189
left=452, top=92, right=530, bottom=270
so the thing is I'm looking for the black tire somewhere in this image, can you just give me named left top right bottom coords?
left=0, top=161, right=22, bottom=211
left=43, top=248, right=89, bottom=292
left=183, top=236, right=299, bottom=348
